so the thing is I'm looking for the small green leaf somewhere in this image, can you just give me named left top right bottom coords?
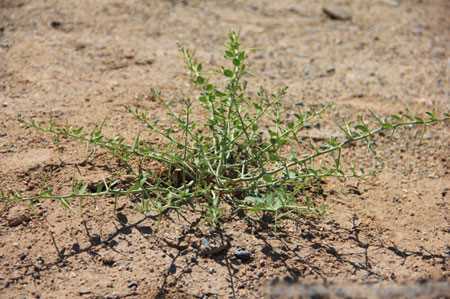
left=59, top=197, right=71, bottom=209
left=196, top=76, right=205, bottom=85
left=262, top=174, right=274, bottom=183
left=223, top=69, right=234, bottom=77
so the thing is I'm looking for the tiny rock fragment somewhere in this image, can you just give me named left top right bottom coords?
left=89, top=234, right=102, bottom=245
left=127, top=281, right=138, bottom=289
left=50, top=20, right=62, bottom=29
left=79, top=287, right=91, bottom=295
left=7, top=206, right=31, bottom=227
left=168, top=264, right=176, bottom=274
left=234, top=248, right=252, bottom=262
left=199, top=234, right=230, bottom=256
left=323, top=5, right=352, bottom=21
left=135, top=58, right=154, bottom=66
left=7, top=214, right=30, bottom=227
left=116, top=212, right=128, bottom=224
left=101, top=253, right=116, bottom=267
left=18, top=252, right=27, bottom=261
left=71, top=243, right=81, bottom=253
left=442, top=188, right=449, bottom=198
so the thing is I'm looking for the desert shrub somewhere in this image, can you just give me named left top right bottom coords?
left=1, top=32, right=448, bottom=227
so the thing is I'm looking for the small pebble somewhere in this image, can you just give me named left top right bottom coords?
left=168, top=264, right=176, bottom=274
left=89, top=234, right=101, bottom=245
left=234, top=248, right=252, bottom=262
left=71, top=243, right=81, bottom=253
left=128, top=281, right=138, bottom=289
left=7, top=207, right=31, bottom=227
left=323, top=5, right=352, bottom=21
left=50, top=20, right=62, bottom=29
left=79, top=288, right=91, bottom=295
left=19, top=252, right=27, bottom=261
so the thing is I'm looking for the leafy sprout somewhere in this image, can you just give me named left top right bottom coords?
left=2, top=32, right=449, bottom=228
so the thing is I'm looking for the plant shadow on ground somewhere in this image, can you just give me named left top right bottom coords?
left=10, top=208, right=448, bottom=298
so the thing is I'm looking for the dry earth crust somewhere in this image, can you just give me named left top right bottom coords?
left=0, top=0, right=449, bottom=298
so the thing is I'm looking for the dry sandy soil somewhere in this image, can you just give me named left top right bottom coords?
left=0, top=0, right=449, bottom=298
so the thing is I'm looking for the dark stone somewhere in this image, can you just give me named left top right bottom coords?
left=128, top=281, right=138, bottom=289
left=168, top=264, right=177, bottom=274
left=7, top=211, right=30, bottom=227
left=323, top=6, right=352, bottom=21
left=19, top=252, right=27, bottom=261
left=79, top=288, right=91, bottom=295
left=50, top=21, right=62, bottom=29
left=89, top=234, right=101, bottom=246
left=72, top=243, right=81, bottom=253
left=234, top=248, right=252, bottom=262
left=136, top=225, right=152, bottom=235
left=116, top=212, right=128, bottom=224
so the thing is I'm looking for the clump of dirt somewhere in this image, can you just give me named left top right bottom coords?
left=1, top=0, right=449, bottom=298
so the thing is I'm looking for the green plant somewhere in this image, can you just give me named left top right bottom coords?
left=1, top=32, right=448, bottom=227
